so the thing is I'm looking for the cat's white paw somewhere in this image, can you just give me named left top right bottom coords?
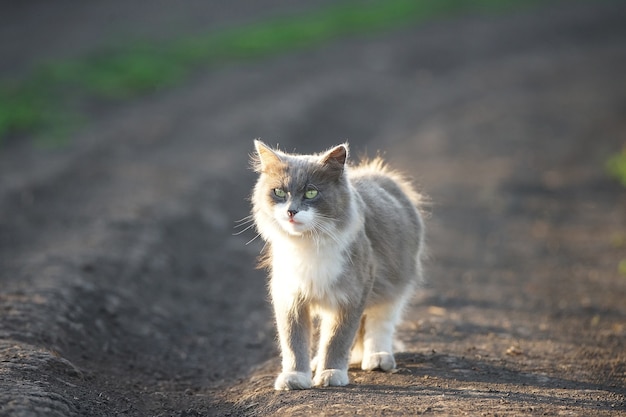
left=362, top=352, right=396, bottom=372
left=313, top=369, right=349, bottom=387
left=274, top=371, right=312, bottom=390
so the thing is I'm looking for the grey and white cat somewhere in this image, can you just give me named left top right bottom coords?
left=250, top=140, right=424, bottom=390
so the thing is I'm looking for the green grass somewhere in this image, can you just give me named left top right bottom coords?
left=607, top=148, right=626, bottom=187
left=0, top=0, right=542, bottom=145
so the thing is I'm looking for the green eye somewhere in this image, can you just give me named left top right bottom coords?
left=304, top=189, right=318, bottom=199
left=273, top=188, right=287, bottom=198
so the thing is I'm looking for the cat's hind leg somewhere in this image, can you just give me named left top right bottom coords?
left=349, top=316, right=366, bottom=367
left=361, top=295, right=411, bottom=372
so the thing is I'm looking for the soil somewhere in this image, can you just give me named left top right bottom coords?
left=1, top=1, right=625, bottom=416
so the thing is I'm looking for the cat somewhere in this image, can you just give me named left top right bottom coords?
left=249, top=140, right=424, bottom=390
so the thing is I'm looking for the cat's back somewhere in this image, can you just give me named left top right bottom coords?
left=348, top=158, right=421, bottom=217
left=348, top=158, right=424, bottom=294
left=348, top=158, right=423, bottom=251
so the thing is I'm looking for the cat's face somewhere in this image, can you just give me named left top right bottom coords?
left=252, top=141, right=351, bottom=238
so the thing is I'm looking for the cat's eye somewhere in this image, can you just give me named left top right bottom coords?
left=273, top=188, right=287, bottom=198
left=304, top=189, right=318, bottom=199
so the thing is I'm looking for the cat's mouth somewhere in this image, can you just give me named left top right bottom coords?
left=273, top=207, right=314, bottom=235
left=282, top=218, right=309, bottom=236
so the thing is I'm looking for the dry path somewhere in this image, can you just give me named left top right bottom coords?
left=1, top=1, right=625, bottom=416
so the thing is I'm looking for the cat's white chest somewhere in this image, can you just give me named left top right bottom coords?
left=271, top=237, right=348, bottom=306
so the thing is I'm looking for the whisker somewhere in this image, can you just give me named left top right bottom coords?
left=233, top=219, right=254, bottom=229
left=316, top=222, right=349, bottom=258
left=312, top=220, right=339, bottom=248
left=246, top=233, right=262, bottom=245
left=232, top=223, right=256, bottom=236
left=234, top=215, right=253, bottom=224
left=310, top=224, right=322, bottom=253
left=317, top=221, right=353, bottom=262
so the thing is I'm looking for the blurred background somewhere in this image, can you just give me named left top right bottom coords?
left=1, top=0, right=625, bottom=415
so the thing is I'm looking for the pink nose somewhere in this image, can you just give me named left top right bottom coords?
left=287, top=209, right=298, bottom=218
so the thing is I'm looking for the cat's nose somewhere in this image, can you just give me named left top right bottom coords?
left=287, top=209, right=298, bottom=218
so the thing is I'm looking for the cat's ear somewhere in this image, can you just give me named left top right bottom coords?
left=321, top=144, right=348, bottom=169
left=253, top=140, right=284, bottom=173
left=318, top=144, right=348, bottom=179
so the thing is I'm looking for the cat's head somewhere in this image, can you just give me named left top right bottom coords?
left=252, top=140, right=352, bottom=239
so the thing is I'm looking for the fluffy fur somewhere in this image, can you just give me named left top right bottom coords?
left=249, top=140, right=424, bottom=390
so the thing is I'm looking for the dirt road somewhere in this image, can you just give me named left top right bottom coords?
left=1, top=1, right=625, bottom=416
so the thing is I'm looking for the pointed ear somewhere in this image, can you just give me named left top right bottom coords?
left=321, top=144, right=348, bottom=168
left=318, top=144, right=348, bottom=179
left=253, top=140, right=284, bottom=173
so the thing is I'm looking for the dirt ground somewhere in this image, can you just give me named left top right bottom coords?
left=1, top=1, right=625, bottom=416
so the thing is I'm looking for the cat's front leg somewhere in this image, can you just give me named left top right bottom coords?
left=313, top=306, right=363, bottom=387
left=272, top=294, right=312, bottom=390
